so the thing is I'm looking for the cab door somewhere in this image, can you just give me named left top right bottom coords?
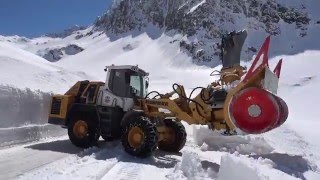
left=81, top=82, right=104, bottom=104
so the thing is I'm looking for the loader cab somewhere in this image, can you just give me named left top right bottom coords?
left=104, top=65, right=149, bottom=98
left=80, top=82, right=105, bottom=104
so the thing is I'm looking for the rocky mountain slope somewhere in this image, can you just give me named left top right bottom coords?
left=92, top=0, right=320, bottom=66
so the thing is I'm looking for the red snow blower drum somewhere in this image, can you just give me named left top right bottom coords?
left=273, top=96, right=289, bottom=128
left=228, top=87, right=288, bottom=134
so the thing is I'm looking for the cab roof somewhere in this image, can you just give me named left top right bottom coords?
left=104, top=65, right=149, bottom=76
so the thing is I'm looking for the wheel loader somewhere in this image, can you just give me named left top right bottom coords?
left=48, top=30, right=288, bottom=157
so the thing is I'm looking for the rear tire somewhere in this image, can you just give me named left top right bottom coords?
left=68, top=114, right=98, bottom=148
left=158, top=119, right=186, bottom=152
left=121, top=116, right=158, bottom=158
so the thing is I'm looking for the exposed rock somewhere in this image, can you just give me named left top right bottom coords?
left=42, top=49, right=63, bottom=62
left=75, top=34, right=84, bottom=40
left=64, top=44, right=84, bottom=55
left=122, top=44, right=135, bottom=51
left=93, top=0, right=312, bottom=65
left=39, top=44, right=84, bottom=62
left=248, top=47, right=258, bottom=53
left=45, top=25, right=87, bottom=38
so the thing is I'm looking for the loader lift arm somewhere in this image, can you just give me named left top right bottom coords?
left=134, top=30, right=288, bottom=135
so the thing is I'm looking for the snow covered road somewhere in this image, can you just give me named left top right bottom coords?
left=0, top=136, right=81, bottom=179
left=0, top=125, right=318, bottom=180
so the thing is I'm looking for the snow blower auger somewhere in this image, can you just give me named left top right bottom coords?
left=48, top=30, right=288, bottom=158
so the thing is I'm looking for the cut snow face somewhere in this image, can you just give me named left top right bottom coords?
left=250, top=153, right=312, bottom=180
left=0, top=85, right=66, bottom=147
left=193, top=126, right=274, bottom=155
left=0, top=85, right=51, bottom=128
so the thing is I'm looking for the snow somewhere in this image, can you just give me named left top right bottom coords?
left=193, top=126, right=274, bottom=155
left=189, top=0, right=206, bottom=13
left=0, top=42, right=93, bottom=93
left=269, top=51, right=320, bottom=148
left=217, top=153, right=298, bottom=180
left=1, top=24, right=320, bottom=179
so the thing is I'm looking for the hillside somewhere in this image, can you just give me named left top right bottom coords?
left=94, top=0, right=320, bottom=66
left=0, top=41, right=92, bottom=93
left=1, top=0, right=319, bottom=66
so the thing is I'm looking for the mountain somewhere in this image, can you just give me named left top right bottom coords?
left=1, top=0, right=319, bottom=66
left=45, top=25, right=87, bottom=38
left=93, top=0, right=320, bottom=66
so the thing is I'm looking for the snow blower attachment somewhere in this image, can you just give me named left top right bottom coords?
left=223, top=33, right=288, bottom=134
left=48, top=30, right=288, bottom=157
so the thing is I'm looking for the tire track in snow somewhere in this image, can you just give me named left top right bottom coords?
left=100, top=162, right=143, bottom=180
left=94, top=161, right=118, bottom=179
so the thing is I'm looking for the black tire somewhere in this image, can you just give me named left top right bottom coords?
left=101, top=135, right=114, bottom=142
left=121, top=116, right=158, bottom=158
left=121, top=110, right=144, bottom=128
left=158, top=119, right=186, bottom=152
left=68, top=113, right=98, bottom=148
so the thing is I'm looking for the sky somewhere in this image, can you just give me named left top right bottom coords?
left=0, top=0, right=113, bottom=38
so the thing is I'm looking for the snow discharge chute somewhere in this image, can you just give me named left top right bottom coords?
left=224, top=35, right=289, bottom=134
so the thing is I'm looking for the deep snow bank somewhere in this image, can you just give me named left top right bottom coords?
left=0, top=85, right=51, bottom=128
left=0, top=85, right=65, bottom=147
left=193, top=126, right=274, bottom=155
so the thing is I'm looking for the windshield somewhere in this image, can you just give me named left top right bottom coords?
left=130, top=75, right=147, bottom=97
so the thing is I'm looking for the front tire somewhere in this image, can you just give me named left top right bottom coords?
left=68, top=114, right=98, bottom=148
left=158, top=119, right=186, bottom=152
left=121, top=116, right=158, bottom=158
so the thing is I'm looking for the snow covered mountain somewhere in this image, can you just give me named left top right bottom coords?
left=93, top=0, right=320, bottom=66
left=1, top=0, right=319, bottom=66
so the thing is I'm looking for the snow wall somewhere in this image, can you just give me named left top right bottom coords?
left=0, top=85, right=66, bottom=146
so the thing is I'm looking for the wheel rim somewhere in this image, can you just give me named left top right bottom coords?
left=128, top=127, right=145, bottom=148
left=73, top=120, right=88, bottom=138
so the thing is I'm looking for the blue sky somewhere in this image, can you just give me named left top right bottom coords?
left=0, top=0, right=113, bottom=37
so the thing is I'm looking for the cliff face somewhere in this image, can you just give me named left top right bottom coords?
left=92, top=0, right=318, bottom=66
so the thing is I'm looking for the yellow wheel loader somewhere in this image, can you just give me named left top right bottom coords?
left=48, top=30, right=288, bottom=157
